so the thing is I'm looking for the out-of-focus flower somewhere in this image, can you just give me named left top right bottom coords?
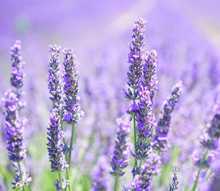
left=2, top=41, right=31, bottom=189
left=92, top=156, right=109, bottom=191
left=169, top=171, right=178, bottom=191
left=153, top=82, right=182, bottom=152
left=111, top=116, right=130, bottom=176
left=10, top=41, right=24, bottom=93
left=194, top=104, right=220, bottom=169
left=3, top=90, right=25, bottom=162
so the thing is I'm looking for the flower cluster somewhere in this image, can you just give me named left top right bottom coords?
left=3, top=90, right=25, bottom=162
left=194, top=105, right=220, bottom=169
left=2, top=41, right=30, bottom=189
left=126, top=18, right=145, bottom=100
left=47, top=109, right=67, bottom=171
left=10, top=40, right=24, bottom=92
left=131, top=153, right=160, bottom=191
left=63, top=49, right=82, bottom=123
left=48, top=45, right=63, bottom=109
left=135, top=86, right=155, bottom=160
left=92, top=156, right=109, bottom=191
left=169, top=171, right=178, bottom=191
left=142, top=50, right=158, bottom=101
left=153, top=83, right=182, bottom=152
left=111, top=116, right=130, bottom=176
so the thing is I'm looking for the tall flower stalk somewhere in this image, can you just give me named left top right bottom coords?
left=111, top=116, right=130, bottom=191
left=153, top=83, right=182, bottom=153
left=2, top=41, right=31, bottom=190
left=191, top=104, right=220, bottom=191
left=62, top=49, right=82, bottom=183
left=126, top=18, right=145, bottom=176
left=47, top=45, right=67, bottom=191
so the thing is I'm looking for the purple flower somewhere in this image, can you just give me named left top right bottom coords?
left=142, top=50, right=158, bottom=101
left=10, top=41, right=24, bottom=94
left=63, top=49, right=82, bottom=123
left=3, top=90, right=25, bottom=162
left=126, top=18, right=145, bottom=100
left=135, top=86, right=155, bottom=160
left=111, top=116, right=130, bottom=176
left=48, top=45, right=63, bottom=109
left=47, top=108, right=67, bottom=171
left=169, top=171, right=178, bottom=191
left=194, top=105, right=220, bottom=169
left=131, top=152, right=160, bottom=191
left=92, top=156, right=109, bottom=191
left=153, top=82, right=182, bottom=152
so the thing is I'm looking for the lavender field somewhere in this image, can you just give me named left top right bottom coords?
left=1, top=1, right=220, bottom=191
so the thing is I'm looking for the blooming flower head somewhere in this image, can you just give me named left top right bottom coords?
left=111, top=116, right=130, bottom=176
left=142, top=49, right=158, bottom=101
left=135, top=86, right=155, bottom=160
left=63, top=49, right=82, bottom=123
left=153, top=82, right=182, bottom=152
left=126, top=18, right=145, bottom=100
left=47, top=108, right=67, bottom=171
left=3, top=90, right=26, bottom=162
left=48, top=45, right=63, bottom=109
left=10, top=41, right=24, bottom=93
left=131, top=152, right=160, bottom=191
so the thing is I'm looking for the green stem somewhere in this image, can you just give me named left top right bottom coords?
left=131, top=112, right=138, bottom=176
left=68, top=123, right=76, bottom=166
left=191, top=150, right=209, bottom=191
left=191, top=168, right=201, bottom=191
left=65, top=123, right=77, bottom=191
left=113, top=176, right=120, bottom=191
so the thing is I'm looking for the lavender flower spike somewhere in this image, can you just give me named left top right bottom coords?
left=131, top=152, right=160, bottom=191
left=126, top=18, right=145, bottom=100
left=10, top=41, right=24, bottom=97
left=3, top=90, right=25, bottom=162
left=63, top=49, right=82, bottom=123
left=92, top=156, right=109, bottom=191
left=153, top=82, right=182, bottom=152
left=3, top=90, right=31, bottom=188
left=135, top=86, right=155, bottom=160
left=169, top=171, right=178, bottom=191
left=111, top=116, right=130, bottom=176
left=48, top=45, right=63, bottom=109
left=47, top=108, right=67, bottom=171
left=142, top=49, right=158, bottom=101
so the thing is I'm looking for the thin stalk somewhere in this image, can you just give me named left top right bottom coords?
left=191, top=150, right=209, bottom=191
left=60, top=121, right=71, bottom=191
left=191, top=168, right=201, bottom=191
left=68, top=123, right=77, bottom=166
left=131, top=112, right=138, bottom=176
left=113, top=175, right=120, bottom=191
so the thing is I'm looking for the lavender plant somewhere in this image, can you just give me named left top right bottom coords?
left=47, top=45, right=67, bottom=191
left=111, top=116, right=130, bottom=191
left=191, top=104, right=220, bottom=191
left=153, top=83, right=182, bottom=153
left=2, top=41, right=31, bottom=190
